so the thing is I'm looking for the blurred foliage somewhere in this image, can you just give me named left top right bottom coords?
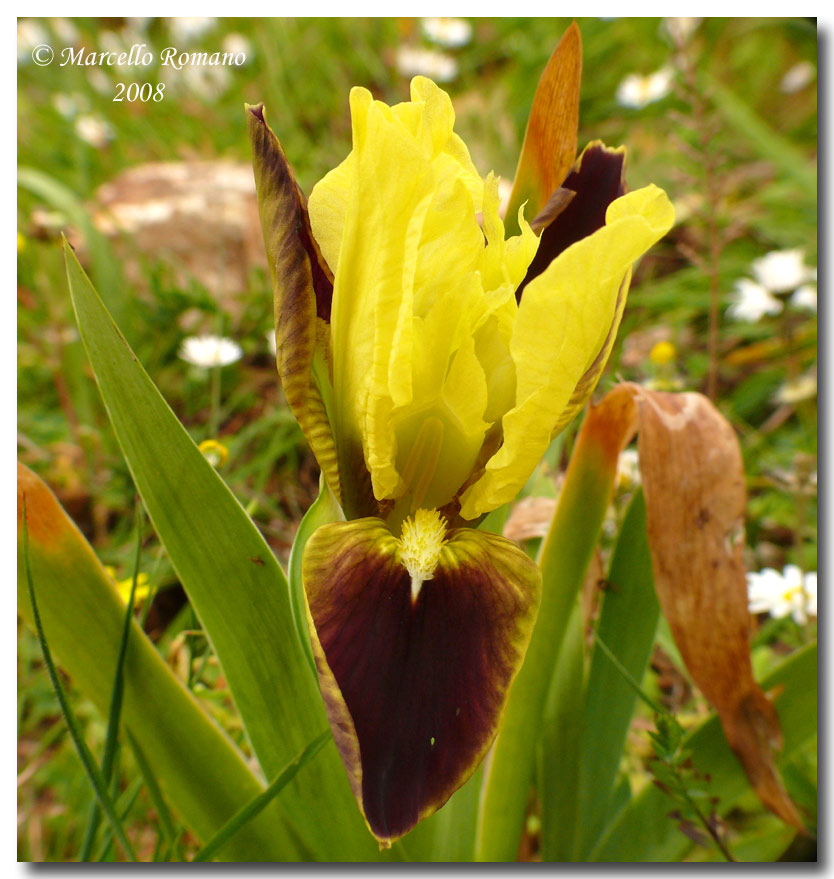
left=18, top=16, right=816, bottom=861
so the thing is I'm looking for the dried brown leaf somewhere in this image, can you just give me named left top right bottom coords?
left=635, top=389, right=805, bottom=830
left=574, top=384, right=805, bottom=830
left=503, top=496, right=558, bottom=543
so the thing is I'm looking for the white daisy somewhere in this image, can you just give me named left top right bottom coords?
left=179, top=335, right=243, bottom=368
left=53, top=92, right=89, bottom=120
left=421, top=18, right=472, bottom=48
left=222, top=33, right=252, bottom=60
left=751, top=248, right=815, bottom=294
left=790, top=284, right=817, bottom=312
left=727, top=278, right=783, bottom=322
left=75, top=115, right=115, bottom=148
left=17, top=19, right=49, bottom=64
left=663, top=17, right=701, bottom=46
left=616, top=68, right=674, bottom=109
left=781, top=61, right=815, bottom=94
left=50, top=17, right=80, bottom=45
left=774, top=374, right=817, bottom=405
left=747, top=565, right=817, bottom=625
left=168, top=17, right=217, bottom=44
left=395, top=46, right=458, bottom=82
left=87, top=68, right=114, bottom=97
left=181, top=64, right=231, bottom=99
left=616, top=448, right=641, bottom=490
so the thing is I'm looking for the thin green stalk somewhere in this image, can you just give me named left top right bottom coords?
left=127, top=731, right=178, bottom=848
left=592, top=631, right=666, bottom=716
left=679, top=789, right=735, bottom=862
left=190, top=646, right=214, bottom=689
left=186, top=609, right=200, bottom=690
left=81, top=501, right=144, bottom=861
left=190, top=730, right=331, bottom=863
left=95, top=777, right=144, bottom=862
left=593, top=632, right=734, bottom=862
left=138, top=543, right=166, bottom=630
left=21, top=498, right=138, bottom=863
left=209, top=364, right=221, bottom=438
left=164, top=829, right=187, bottom=863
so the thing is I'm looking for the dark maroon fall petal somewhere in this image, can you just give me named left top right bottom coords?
left=516, top=140, right=626, bottom=302
left=302, top=518, right=541, bottom=845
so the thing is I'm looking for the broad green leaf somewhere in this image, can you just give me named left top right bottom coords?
left=287, top=474, right=344, bottom=675
left=425, top=765, right=485, bottom=861
left=539, top=492, right=659, bottom=861
left=17, top=463, right=298, bottom=861
left=575, top=490, right=660, bottom=858
left=63, top=242, right=386, bottom=861
left=590, top=642, right=817, bottom=862
left=475, top=391, right=632, bottom=860
left=538, top=598, right=586, bottom=860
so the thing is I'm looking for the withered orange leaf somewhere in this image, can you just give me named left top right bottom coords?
left=247, top=104, right=344, bottom=505
left=504, top=21, right=582, bottom=233
left=17, top=462, right=77, bottom=551
left=575, top=384, right=805, bottom=831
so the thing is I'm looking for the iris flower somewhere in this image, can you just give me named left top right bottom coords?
left=248, top=76, right=673, bottom=845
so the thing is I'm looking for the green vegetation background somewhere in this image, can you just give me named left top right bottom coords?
left=17, top=17, right=816, bottom=861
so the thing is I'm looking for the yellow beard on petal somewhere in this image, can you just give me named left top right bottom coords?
left=398, top=508, right=448, bottom=603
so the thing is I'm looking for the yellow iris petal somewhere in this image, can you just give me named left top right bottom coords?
left=309, top=76, right=482, bottom=275
left=306, top=154, right=354, bottom=274
left=307, top=75, right=672, bottom=525
left=459, top=184, right=675, bottom=519
left=317, top=79, right=535, bottom=510
left=479, top=172, right=538, bottom=295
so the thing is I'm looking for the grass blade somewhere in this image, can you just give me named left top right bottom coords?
left=95, top=777, right=144, bottom=862
left=191, top=730, right=331, bottom=863
left=21, top=498, right=138, bottom=862
left=705, top=75, right=816, bottom=200
left=17, top=166, right=130, bottom=334
left=127, top=732, right=179, bottom=849
left=81, top=500, right=145, bottom=861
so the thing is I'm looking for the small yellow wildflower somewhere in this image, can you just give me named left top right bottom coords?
left=198, top=438, right=229, bottom=468
left=649, top=339, right=676, bottom=366
left=105, top=566, right=151, bottom=604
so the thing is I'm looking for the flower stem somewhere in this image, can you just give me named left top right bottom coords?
left=209, top=364, right=221, bottom=438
